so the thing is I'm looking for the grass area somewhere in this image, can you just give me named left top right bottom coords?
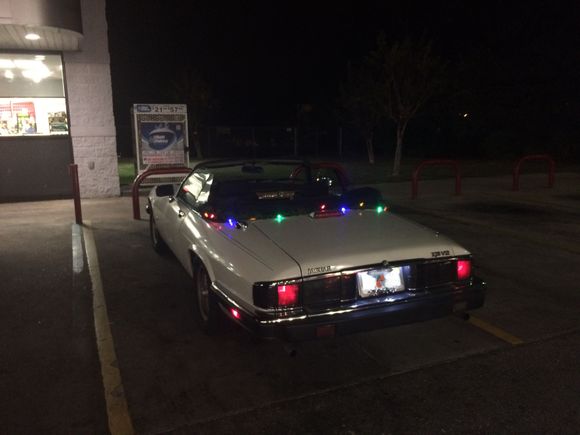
left=341, top=159, right=512, bottom=185
left=118, top=158, right=136, bottom=186
left=336, top=158, right=579, bottom=185
left=118, top=157, right=579, bottom=186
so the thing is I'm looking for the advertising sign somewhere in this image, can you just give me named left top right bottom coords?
left=132, top=104, right=189, bottom=176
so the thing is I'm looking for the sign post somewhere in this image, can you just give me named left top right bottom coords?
left=131, top=103, right=189, bottom=183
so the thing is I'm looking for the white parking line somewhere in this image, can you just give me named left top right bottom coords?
left=82, top=221, right=135, bottom=435
left=72, top=224, right=84, bottom=274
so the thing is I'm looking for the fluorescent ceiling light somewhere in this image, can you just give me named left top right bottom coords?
left=22, top=68, right=52, bottom=83
left=25, top=33, right=41, bottom=41
left=16, top=60, right=52, bottom=83
left=14, top=59, right=40, bottom=69
left=4, top=70, right=14, bottom=80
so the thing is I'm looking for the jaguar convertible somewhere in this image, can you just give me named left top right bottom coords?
left=146, top=159, right=485, bottom=340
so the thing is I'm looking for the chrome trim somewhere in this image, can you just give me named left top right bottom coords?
left=301, top=271, right=342, bottom=282
left=257, top=282, right=472, bottom=325
left=259, top=314, right=308, bottom=325
left=265, top=278, right=303, bottom=286
left=216, top=280, right=474, bottom=326
left=406, top=279, right=471, bottom=292
left=253, top=305, right=303, bottom=316
left=256, top=295, right=408, bottom=324
left=302, top=257, right=446, bottom=281
left=211, top=282, right=244, bottom=310
left=301, top=256, right=468, bottom=282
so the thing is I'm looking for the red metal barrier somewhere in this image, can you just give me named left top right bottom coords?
left=512, top=154, right=555, bottom=191
left=132, top=167, right=191, bottom=220
left=68, top=163, right=82, bottom=225
left=412, top=159, right=461, bottom=199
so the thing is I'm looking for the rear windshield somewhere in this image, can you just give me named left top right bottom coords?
left=200, top=161, right=308, bottom=183
left=195, top=162, right=335, bottom=220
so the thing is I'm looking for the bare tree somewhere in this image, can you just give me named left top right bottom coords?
left=169, top=68, right=213, bottom=159
left=339, top=62, right=383, bottom=164
left=370, top=35, right=445, bottom=176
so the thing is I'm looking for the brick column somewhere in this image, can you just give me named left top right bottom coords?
left=63, top=0, right=120, bottom=198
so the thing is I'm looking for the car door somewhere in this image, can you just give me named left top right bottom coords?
left=160, top=171, right=208, bottom=253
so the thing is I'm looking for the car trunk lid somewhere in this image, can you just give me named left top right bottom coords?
left=252, top=211, right=466, bottom=277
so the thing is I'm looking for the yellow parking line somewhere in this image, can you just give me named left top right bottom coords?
left=468, top=315, right=524, bottom=345
left=83, top=221, right=135, bottom=435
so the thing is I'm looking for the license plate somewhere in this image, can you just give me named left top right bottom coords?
left=357, top=267, right=405, bottom=297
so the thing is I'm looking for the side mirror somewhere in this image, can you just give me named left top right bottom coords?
left=155, top=184, right=175, bottom=197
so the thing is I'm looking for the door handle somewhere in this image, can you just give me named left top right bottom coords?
left=178, top=210, right=185, bottom=218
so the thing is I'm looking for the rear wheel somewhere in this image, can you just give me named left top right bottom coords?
left=193, top=260, right=220, bottom=334
left=149, top=203, right=167, bottom=254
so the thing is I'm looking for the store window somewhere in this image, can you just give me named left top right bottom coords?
left=0, top=53, right=68, bottom=136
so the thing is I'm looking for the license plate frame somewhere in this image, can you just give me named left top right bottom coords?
left=356, top=267, right=405, bottom=298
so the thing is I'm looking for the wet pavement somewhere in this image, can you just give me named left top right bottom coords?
left=0, top=201, right=107, bottom=434
left=1, top=171, right=579, bottom=434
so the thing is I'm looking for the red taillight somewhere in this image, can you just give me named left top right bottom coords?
left=457, top=259, right=472, bottom=280
left=277, top=284, right=299, bottom=306
left=230, top=308, right=241, bottom=319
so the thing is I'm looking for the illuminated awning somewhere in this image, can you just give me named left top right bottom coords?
left=0, top=24, right=82, bottom=51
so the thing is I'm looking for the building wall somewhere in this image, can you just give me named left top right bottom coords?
left=63, top=0, right=119, bottom=198
left=0, top=136, right=73, bottom=201
left=0, top=0, right=82, bottom=32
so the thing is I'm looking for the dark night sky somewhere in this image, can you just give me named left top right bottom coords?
left=106, top=1, right=580, bottom=155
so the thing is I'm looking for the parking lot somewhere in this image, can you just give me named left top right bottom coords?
left=1, top=172, right=579, bottom=434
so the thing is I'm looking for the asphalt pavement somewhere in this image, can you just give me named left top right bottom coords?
left=1, top=171, right=579, bottom=434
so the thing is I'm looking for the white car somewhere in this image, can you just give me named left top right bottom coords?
left=147, top=159, right=485, bottom=340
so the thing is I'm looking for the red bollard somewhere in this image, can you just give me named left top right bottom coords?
left=512, top=154, right=555, bottom=191
left=69, top=163, right=83, bottom=225
left=412, top=159, right=461, bottom=199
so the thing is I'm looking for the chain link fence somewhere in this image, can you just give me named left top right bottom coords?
left=196, top=126, right=367, bottom=159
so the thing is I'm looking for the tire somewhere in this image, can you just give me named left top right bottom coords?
left=149, top=203, right=168, bottom=254
left=193, top=260, right=221, bottom=334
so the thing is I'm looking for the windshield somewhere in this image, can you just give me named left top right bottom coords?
left=197, top=161, right=308, bottom=183
left=193, top=161, right=335, bottom=221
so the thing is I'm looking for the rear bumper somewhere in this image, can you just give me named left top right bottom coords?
left=215, top=278, right=486, bottom=342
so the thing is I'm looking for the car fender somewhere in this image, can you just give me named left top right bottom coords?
left=180, top=218, right=302, bottom=313
left=188, top=237, right=259, bottom=314
left=187, top=244, right=216, bottom=282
